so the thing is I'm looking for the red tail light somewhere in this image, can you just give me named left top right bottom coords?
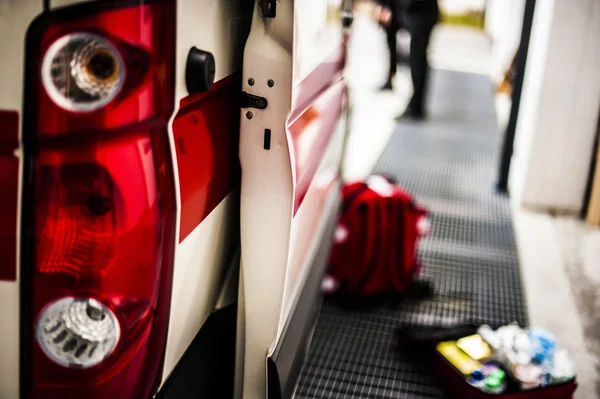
left=21, top=2, right=176, bottom=398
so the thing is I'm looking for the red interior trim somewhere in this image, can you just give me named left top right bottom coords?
left=0, top=110, right=19, bottom=281
left=173, top=75, right=241, bottom=242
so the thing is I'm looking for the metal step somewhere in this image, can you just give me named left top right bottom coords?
left=294, top=70, right=528, bottom=399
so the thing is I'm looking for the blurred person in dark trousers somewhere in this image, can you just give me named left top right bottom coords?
left=402, top=0, right=439, bottom=120
left=377, top=0, right=403, bottom=91
left=378, top=0, right=439, bottom=119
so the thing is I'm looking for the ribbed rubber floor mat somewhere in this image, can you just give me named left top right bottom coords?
left=294, top=70, right=528, bottom=398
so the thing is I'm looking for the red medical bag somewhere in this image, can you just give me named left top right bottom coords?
left=327, top=175, right=429, bottom=296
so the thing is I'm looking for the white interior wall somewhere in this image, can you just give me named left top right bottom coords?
left=509, top=0, right=600, bottom=213
left=508, top=0, right=553, bottom=205
left=484, top=0, right=526, bottom=84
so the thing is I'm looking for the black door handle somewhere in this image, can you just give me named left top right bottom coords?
left=185, top=47, right=216, bottom=95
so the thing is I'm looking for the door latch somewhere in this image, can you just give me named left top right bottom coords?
left=241, top=92, right=268, bottom=110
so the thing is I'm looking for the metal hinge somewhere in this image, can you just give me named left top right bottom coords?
left=241, top=92, right=268, bottom=110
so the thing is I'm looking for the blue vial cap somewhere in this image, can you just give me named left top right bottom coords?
left=471, top=370, right=484, bottom=381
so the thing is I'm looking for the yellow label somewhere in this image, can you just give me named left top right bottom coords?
left=437, top=341, right=482, bottom=376
left=457, top=334, right=492, bottom=361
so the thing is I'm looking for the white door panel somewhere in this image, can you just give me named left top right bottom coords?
left=282, top=110, right=347, bottom=322
left=174, top=0, right=252, bottom=102
left=238, top=1, right=347, bottom=396
left=294, top=0, right=343, bottom=86
left=237, top=2, right=295, bottom=397
left=162, top=193, right=239, bottom=383
left=162, top=0, right=251, bottom=385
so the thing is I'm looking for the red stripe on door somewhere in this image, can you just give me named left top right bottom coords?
left=173, top=75, right=241, bottom=242
left=0, top=110, right=19, bottom=281
left=288, top=43, right=346, bottom=214
left=288, top=82, right=345, bottom=214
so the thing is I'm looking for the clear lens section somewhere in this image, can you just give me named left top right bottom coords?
left=42, top=33, right=125, bottom=112
left=36, top=297, right=120, bottom=368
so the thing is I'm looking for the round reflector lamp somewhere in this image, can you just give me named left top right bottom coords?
left=41, top=32, right=125, bottom=112
left=36, top=297, right=120, bottom=368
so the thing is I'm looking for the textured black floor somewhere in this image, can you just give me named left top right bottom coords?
left=294, top=70, right=528, bottom=398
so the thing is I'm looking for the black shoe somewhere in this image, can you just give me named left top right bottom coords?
left=379, top=80, right=393, bottom=91
left=396, top=106, right=425, bottom=121
left=397, top=323, right=481, bottom=344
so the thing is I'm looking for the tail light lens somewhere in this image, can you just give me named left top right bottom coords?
left=41, top=33, right=125, bottom=112
left=22, top=2, right=176, bottom=398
